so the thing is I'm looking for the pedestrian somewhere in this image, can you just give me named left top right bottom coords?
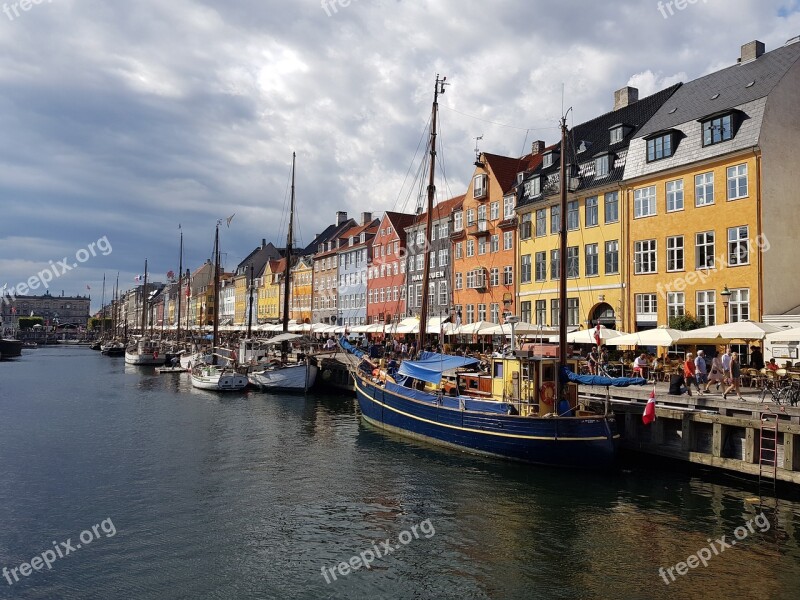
left=721, top=347, right=733, bottom=386
left=599, top=346, right=610, bottom=376
left=587, top=347, right=598, bottom=375
left=723, top=352, right=744, bottom=401
left=684, top=352, right=703, bottom=395
left=704, top=353, right=725, bottom=393
left=750, top=345, right=765, bottom=369
left=694, top=350, right=708, bottom=386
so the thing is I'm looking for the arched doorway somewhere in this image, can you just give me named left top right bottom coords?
left=590, top=303, right=617, bottom=329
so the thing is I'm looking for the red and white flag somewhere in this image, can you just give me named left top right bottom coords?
left=642, top=388, right=657, bottom=426
left=594, top=324, right=602, bottom=347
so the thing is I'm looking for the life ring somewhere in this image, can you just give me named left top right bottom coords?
left=540, top=381, right=556, bottom=405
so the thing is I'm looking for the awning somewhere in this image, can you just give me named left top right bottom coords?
left=396, top=351, right=481, bottom=385
left=263, top=332, right=303, bottom=345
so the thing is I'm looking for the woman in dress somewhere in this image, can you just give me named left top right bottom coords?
left=704, top=352, right=725, bottom=393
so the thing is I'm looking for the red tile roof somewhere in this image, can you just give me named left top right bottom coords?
left=409, top=193, right=465, bottom=225
left=482, top=152, right=544, bottom=193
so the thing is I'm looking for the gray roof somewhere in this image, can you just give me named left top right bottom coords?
left=636, top=40, right=800, bottom=139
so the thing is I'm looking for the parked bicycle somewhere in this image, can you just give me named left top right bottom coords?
left=760, top=379, right=800, bottom=407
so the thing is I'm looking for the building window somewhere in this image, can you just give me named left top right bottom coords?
left=490, top=267, right=499, bottom=287
left=439, top=222, right=448, bottom=238
left=585, top=196, right=598, bottom=227
left=567, top=298, right=579, bottom=327
left=415, top=284, right=422, bottom=309
left=729, top=288, right=750, bottom=322
left=477, top=205, right=487, bottom=224
left=490, top=201, right=499, bottom=220
left=604, top=191, right=619, bottom=223
left=535, top=252, right=546, bottom=281
left=605, top=240, right=619, bottom=274
left=478, top=238, right=487, bottom=255
left=595, top=155, right=610, bottom=177
left=503, top=266, right=513, bottom=286
left=728, top=226, right=750, bottom=265
left=727, top=164, right=748, bottom=200
left=551, top=299, right=560, bottom=327
left=697, top=290, right=716, bottom=326
left=702, top=113, right=733, bottom=146
left=567, top=200, right=579, bottom=230
left=466, top=304, right=474, bottom=324
left=634, top=186, right=657, bottom=218
left=634, top=240, right=657, bottom=274
left=543, top=152, right=555, bottom=168
left=566, top=246, right=579, bottom=278
left=521, top=254, right=532, bottom=283
left=666, top=235, right=684, bottom=272
left=521, top=301, right=532, bottom=323
left=455, top=242, right=463, bottom=259
left=473, top=174, right=488, bottom=198
left=550, top=205, right=560, bottom=234
left=454, top=211, right=463, bottom=232
left=519, top=213, right=532, bottom=240
left=478, top=304, right=487, bottom=322
left=695, top=172, right=714, bottom=206
left=666, top=179, right=684, bottom=212
left=610, top=126, right=624, bottom=144
left=525, top=177, right=541, bottom=197
left=490, top=234, right=499, bottom=253
left=466, top=208, right=476, bottom=226
left=550, top=249, right=560, bottom=280
left=647, top=133, right=673, bottom=161
left=635, top=294, right=658, bottom=321
left=503, top=231, right=513, bottom=250
left=535, top=209, right=546, bottom=237
left=535, top=300, right=546, bottom=325
left=439, top=248, right=449, bottom=267
left=490, top=303, right=500, bottom=323
left=667, top=292, right=685, bottom=320
left=695, top=231, right=715, bottom=269
left=585, top=244, right=599, bottom=276
left=503, top=196, right=515, bottom=219
left=466, top=240, right=475, bottom=257
left=439, top=281, right=448, bottom=305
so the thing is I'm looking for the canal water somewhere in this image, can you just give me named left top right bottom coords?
left=1, top=346, right=799, bottom=599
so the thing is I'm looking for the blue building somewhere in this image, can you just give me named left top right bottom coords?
left=337, top=213, right=379, bottom=327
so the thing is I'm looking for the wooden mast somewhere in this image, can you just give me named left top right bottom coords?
left=141, top=259, right=148, bottom=335
left=177, top=229, right=183, bottom=340
left=557, top=116, right=569, bottom=402
left=100, top=274, right=106, bottom=338
left=247, top=264, right=254, bottom=339
left=417, top=74, right=446, bottom=350
left=281, top=152, right=295, bottom=359
left=212, top=223, right=220, bottom=366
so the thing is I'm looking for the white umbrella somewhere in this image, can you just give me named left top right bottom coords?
left=453, top=321, right=495, bottom=335
left=566, top=325, right=624, bottom=344
left=684, top=320, right=781, bottom=342
left=480, top=322, right=557, bottom=336
left=767, top=327, right=800, bottom=343
left=606, top=326, right=686, bottom=347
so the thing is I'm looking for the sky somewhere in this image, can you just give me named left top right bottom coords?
left=1, top=0, right=799, bottom=312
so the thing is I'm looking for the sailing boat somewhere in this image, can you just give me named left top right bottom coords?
left=190, top=222, right=248, bottom=391
left=125, top=260, right=164, bottom=365
left=101, top=273, right=125, bottom=356
left=248, top=152, right=318, bottom=392
left=340, top=77, right=644, bottom=468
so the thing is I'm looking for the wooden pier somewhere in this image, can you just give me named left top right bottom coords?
left=580, top=382, right=800, bottom=485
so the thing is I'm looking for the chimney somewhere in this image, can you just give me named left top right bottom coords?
left=740, top=40, right=765, bottom=63
left=613, top=86, right=639, bottom=110
left=336, top=211, right=348, bottom=226
left=261, top=238, right=266, bottom=248
left=361, top=212, right=372, bottom=225
left=530, top=140, right=545, bottom=154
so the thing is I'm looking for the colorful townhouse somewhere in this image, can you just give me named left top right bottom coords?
left=289, top=255, right=313, bottom=323
left=257, top=259, right=282, bottom=324
left=405, top=194, right=463, bottom=322
left=622, top=38, right=800, bottom=331
left=232, top=240, right=283, bottom=326
left=366, top=211, right=416, bottom=326
left=451, top=150, right=541, bottom=326
left=312, top=211, right=356, bottom=325
left=516, top=84, right=679, bottom=329
left=337, top=214, right=380, bottom=327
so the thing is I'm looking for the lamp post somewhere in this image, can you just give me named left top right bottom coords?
left=505, top=314, right=520, bottom=354
left=720, top=285, right=732, bottom=324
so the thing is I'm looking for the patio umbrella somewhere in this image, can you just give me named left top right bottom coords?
left=683, top=320, right=781, bottom=342
left=566, top=325, right=624, bottom=344
left=606, top=326, right=686, bottom=347
left=767, top=327, right=800, bottom=342
left=453, top=321, right=495, bottom=335
left=480, top=322, right=557, bottom=337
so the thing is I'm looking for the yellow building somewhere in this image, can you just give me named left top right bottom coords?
left=622, top=38, right=800, bottom=331
left=290, top=256, right=313, bottom=323
left=517, top=85, right=679, bottom=330
left=259, top=258, right=285, bottom=323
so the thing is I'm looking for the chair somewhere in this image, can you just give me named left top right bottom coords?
left=764, top=370, right=780, bottom=389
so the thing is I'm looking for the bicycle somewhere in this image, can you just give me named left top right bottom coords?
left=760, top=379, right=799, bottom=407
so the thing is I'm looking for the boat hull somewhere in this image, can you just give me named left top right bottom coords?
left=0, top=339, right=23, bottom=359
left=124, top=352, right=165, bottom=366
left=354, top=374, right=618, bottom=469
left=248, top=363, right=318, bottom=392
left=191, top=366, right=249, bottom=391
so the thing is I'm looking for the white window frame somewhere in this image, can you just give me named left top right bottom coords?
left=695, top=231, right=715, bottom=269
left=695, top=172, right=714, bottom=207
left=634, top=239, right=657, bottom=274
left=634, top=186, right=657, bottom=218
left=666, top=179, right=684, bottom=212
left=666, top=235, right=684, bottom=272
left=729, top=288, right=750, bottom=323
left=696, top=290, right=716, bottom=326
left=667, top=292, right=685, bottom=320
left=727, top=164, right=748, bottom=201
left=728, top=225, right=750, bottom=266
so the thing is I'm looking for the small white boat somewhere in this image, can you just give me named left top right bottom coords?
left=125, top=338, right=164, bottom=365
left=248, top=361, right=318, bottom=393
left=190, top=364, right=248, bottom=391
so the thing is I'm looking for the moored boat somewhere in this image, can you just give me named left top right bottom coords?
left=0, top=338, right=23, bottom=359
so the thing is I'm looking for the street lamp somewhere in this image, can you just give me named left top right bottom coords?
left=720, top=285, right=732, bottom=324
left=505, top=314, right=520, bottom=354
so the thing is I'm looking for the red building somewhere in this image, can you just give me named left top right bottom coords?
left=367, top=211, right=416, bottom=327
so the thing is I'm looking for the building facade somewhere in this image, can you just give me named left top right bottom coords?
left=290, top=255, right=313, bottom=323
left=0, top=291, right=91, bottom=330
left=366, top=211, right=415, bottom=326
left=337, top=214, right=379, bottom=327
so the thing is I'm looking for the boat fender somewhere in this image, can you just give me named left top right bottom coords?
left=540, top=381, right=556, bottom=405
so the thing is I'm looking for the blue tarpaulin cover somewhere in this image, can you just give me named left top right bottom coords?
left=396, top=352, right=481, bottom=385
left=560, top=367, right=646, bottom=387
left=339, top=337, right=365, bottom=359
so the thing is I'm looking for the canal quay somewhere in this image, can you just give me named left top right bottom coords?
left=1, top=346, right=799, bottom=600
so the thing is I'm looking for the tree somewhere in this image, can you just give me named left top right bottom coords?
left=669, top=313, right=704, bottom=331
left=18, top=316, right=44, bottom=330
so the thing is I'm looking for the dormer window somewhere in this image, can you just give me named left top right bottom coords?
left=525, top=176, right=541, bottom=197
left=610, top=126, right=624, bottom=144
left=701, top=113, right=733, bottom=146
left=349, top=236, right=354, bottom=246
left=360, top=232, right=366, bottom=243
left=542, top=151, right=556, bottom=169
left=473, top=174, right=488, bottom=199
left=646, top=132, right=674, bottom=162
left=595, top=154, right=611, bottom=178
left=516, top=172, right=525, bottom=185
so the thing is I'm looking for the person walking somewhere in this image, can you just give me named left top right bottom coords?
left=695, top=350, right=708, bottom=386
left=723, top=352, right=744, bottom=401
left=704, top=353, right=725, bottom=393
left=684, top=352, right=703, bottom=396
left=721, top=347, right=733, bottom=388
